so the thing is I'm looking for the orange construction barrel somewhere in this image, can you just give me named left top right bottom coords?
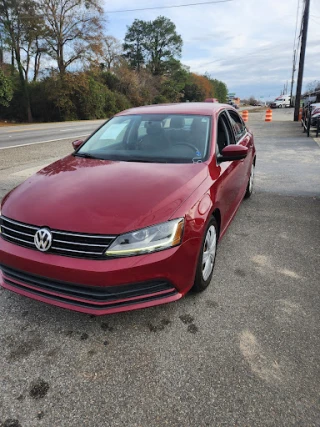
left=242, top=110, right=249, bottom=122
left=265, top=109, right=272, bottom=122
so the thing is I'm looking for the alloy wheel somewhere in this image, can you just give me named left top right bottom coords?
left=202, top=225, right=217, bottom=281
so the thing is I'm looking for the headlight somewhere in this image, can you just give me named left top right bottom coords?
left=105, top=218, right=184, bottom=257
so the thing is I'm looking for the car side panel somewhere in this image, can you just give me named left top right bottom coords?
left=172, top=111, right=256, bottom=250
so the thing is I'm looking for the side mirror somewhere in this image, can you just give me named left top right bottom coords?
left=72, top=139, right=84, bottom=150
left=219, top=145, right=248, bottom=162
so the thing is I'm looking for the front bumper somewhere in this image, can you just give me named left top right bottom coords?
left=0, top=236, right=201, bottom=315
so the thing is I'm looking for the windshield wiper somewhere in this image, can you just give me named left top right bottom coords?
left=122, top=157, right=195, bottom=164
left=74, top=152, right=101, bottom=159
left=122, top=157, right=160, bottom=163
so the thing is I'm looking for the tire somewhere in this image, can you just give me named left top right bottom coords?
left=244, top=163, right=255, bottom=199
left=279, top=104, right=283, bottom=108
left=192, top=217, right=218, bottom=293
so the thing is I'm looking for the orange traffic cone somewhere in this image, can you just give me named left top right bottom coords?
left=265, top=109, right=272, bottom=122
left=242, top=110, right=249, bottom=122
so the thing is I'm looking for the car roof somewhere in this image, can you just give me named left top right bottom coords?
left=116, top=102, right=230, bottom=117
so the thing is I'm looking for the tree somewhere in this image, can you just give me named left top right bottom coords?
left=39, top=0, right=103, bottom=75
left=144, top=16, right=182, bottom=75
left=101, top=35, right=122, bottom=71
left=0, top=0, right=41, bottom=121
left=123, top=19, right=146, bottom=72
left=20, top=1, right=46, bottom=82
left=159, top=59, right=189, bottom=102
left=123, top=16, right=182, bottom=75
left=307, top=80, right=320, bottom=93
left=32, top=34, right=47, bottom=81
left=0, top=10, right=231, bottom=124
left=111, top=62, right=145, bottom=106
left=0, top=1, right=44, bottom=82
left=184, top=73, right=213, bottom=102
left=0, top=23, right=4, bottom=66
left=248, top=96, right=258, bottom=106
left=0, top=68, right=13, bottom=106
left=209, top=78, right=228, bottom=103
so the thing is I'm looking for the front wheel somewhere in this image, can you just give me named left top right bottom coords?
left=192, top=218, right=218, bottom=293
left=244, top=163, right=255, bottom=198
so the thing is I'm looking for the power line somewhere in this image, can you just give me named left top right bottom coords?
left=197, top=42, right=287, bottom=69
left=293, top=0, right=301, bottom=52
left=310, top=16, right=320, bottom=24
left=104, top=0, right=233, bottom=14
left=0, top=0, right=233, bottom=19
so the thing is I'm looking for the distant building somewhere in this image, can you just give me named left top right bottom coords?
left=227, top=94, right=240, bottom=105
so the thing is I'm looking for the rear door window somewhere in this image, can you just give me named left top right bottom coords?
left=227, top=110, right=246, bottom=142
left=216, top=112, right=236, bottom=156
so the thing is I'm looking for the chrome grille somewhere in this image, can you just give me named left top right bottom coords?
left=0, top=216, right=115, bottom=259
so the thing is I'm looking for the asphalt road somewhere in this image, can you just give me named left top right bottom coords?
left=0, top=120, right=105, bottom=149
left=0, top=109, right=319, bottom=427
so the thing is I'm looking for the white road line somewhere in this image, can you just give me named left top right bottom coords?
left=0, top=134, right=90, bottom=150
left=12, top=163, right=51, bottom=177
left=0, top=120, right=104, bottom=134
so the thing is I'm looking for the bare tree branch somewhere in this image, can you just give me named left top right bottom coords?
left=38, top=0, right=104, bottom=75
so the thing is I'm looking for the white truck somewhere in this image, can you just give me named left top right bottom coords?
left=270, top=95, right=291, bottom=108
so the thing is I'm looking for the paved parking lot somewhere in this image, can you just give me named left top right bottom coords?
left=0, top=109, right=320, bottom=427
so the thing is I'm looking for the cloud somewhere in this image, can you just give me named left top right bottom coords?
left=104, top=0, right=320, bottom=99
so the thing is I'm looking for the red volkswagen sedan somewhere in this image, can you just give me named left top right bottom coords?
left=0, top=103, right=256, bottom=315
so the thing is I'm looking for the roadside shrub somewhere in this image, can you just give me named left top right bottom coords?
left=76, top=77, right=108, bottom=120
left=0, top=64, right=228, bottom=122
left=153, top=94, right=168, bottom=104
left=44, top=73, right=117, bottom=121
left=100, top=71, right=121, bottom=91
left=0, top=69, right=13, bottom=107
left=0, top=83, right=25, bottom=122
left=29, top=80, right=59, bottom=122
left=114, top=92, right=132, bottom=112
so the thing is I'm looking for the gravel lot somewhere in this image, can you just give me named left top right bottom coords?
left=0, top=109, right=320, bottom=427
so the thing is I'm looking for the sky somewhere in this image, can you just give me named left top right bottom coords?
left=103, top=0, right=320, bottom=101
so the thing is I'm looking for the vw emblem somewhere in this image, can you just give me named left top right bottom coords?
left=34, top=228, right=52, bottom=252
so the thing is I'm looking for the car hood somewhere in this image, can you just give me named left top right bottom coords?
left=2, top=155, right=208, bottom=235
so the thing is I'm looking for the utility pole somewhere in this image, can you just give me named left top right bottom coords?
left=290, top=49, right=297, bottom=106
left=294, top=0, right=310, bottom=121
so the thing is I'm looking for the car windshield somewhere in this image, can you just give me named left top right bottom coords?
left=76, top=114, right=211, bottom=163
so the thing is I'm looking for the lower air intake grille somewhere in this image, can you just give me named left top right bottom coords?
left=0, top=265, right=177, bottom=310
